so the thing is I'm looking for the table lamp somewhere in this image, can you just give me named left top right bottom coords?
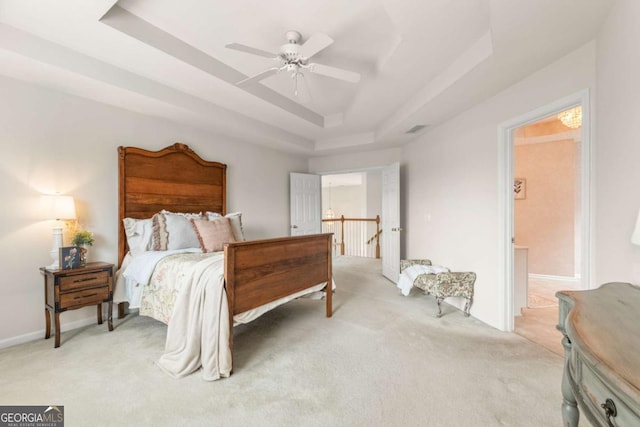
left=42, top=194, right=77, bottom=269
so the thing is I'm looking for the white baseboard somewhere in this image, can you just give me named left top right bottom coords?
left=0, top=316, right=99, bottom=350
left=529, top=273, right=580, bottom=283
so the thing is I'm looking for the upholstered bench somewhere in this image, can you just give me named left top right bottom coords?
left=400, top=259, right=476, bottom=318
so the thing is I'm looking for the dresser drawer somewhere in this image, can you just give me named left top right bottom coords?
left=578, top=356, right=640, bottom=425
left=60, top=286, right=109, bottom=309
left=59, top=271, right=109, bottom=291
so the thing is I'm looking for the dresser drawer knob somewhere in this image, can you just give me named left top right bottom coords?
left=601, top=398, right=617, bottom=426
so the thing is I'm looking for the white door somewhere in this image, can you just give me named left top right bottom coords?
left=382, top=163, right=401, bottom=283
left=290, top=173, right=321, bottom=236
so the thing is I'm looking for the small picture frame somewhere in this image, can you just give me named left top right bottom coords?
left=59, top=246, right=81, bottom=270
left=514, top=178, right=526, bottom=200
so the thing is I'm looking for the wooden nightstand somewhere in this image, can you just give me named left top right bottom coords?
left=40, top=262, right=114, bottom=348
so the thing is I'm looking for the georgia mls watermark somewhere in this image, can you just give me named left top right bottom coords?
left=0, top=406, right=64, bottom=427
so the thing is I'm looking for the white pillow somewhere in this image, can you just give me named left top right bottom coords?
left=206, top=211, right=245, bottom=241
left=122, top=217, right=154, bottom=255
left=152, top=210, right=204, bottom=250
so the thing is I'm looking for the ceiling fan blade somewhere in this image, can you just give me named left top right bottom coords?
left=225, top=43, right=278, bottom=59
left=299, top=33, right=333, bottom=59
left=236, top=68, right=280, bottom=87
left=307, top=63, right=361, bottom=83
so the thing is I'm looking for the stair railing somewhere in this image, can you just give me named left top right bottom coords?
left=322, top=215, right=380, bottom=258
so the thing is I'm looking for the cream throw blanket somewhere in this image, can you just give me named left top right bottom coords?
left=397, top=264, right=450, bottom=296
left=157, top=254, right=232, bottom=381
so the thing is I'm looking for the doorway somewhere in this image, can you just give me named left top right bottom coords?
left=497, top=89, right=591, bottom=333
left=320, top=171, right=382, bottom=258
left=511, top=110, right=583, bottom=355
left=318, top=163, right=402, bottom=282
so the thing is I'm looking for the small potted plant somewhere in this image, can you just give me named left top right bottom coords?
left=71, top=230, right=94, bottom=266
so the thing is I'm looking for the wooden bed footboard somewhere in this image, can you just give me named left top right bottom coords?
left=224, top=233, right=333, bottom=354
left=117, top=233, right=334, bottom=319
left=224, top=233, right=333, bottom=316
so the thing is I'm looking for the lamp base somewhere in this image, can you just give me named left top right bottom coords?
left=48, top=248, right=60, bottom=270
left=49, top=226, right=63, bottom=270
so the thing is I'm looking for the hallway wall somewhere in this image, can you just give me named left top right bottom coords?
left=514, top=139, right=576, bottom=277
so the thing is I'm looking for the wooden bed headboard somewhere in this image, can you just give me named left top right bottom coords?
left=118, top=143, right=226, bottom=266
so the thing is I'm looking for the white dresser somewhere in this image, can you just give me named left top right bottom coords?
left=556, top=283, right=640, bottom=426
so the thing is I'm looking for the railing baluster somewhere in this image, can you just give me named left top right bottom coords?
left=340, top=215, right=345, bottom=255
left=375, top=215, right=380, bottom=259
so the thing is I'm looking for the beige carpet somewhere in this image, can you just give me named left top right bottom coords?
left=0, top=257, right=567, bottom=426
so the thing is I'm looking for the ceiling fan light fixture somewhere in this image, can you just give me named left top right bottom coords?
left=293, top=71, right=311, bottom=104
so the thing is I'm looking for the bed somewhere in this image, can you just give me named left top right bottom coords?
left=116, top=143, right=333, bottom=380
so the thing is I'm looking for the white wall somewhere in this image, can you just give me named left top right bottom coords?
left=402, top=42, right=596, bottom=329
left=308, top=148, right=402, bottom=174
left=322, top=175, right=361, bottom=219
left=366, top=170, right=382, bottom=220
left=335, top=185, right=364, bottom=218
left=595, top=0, right=640, bottom=284
left=0, top=76, right=306, bottom=347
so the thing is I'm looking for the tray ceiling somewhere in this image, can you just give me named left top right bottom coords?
left=0, top=0, right=612, bottom=155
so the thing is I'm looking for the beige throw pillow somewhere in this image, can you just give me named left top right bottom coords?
left=205, top=211, right=245, bottom=241
left=191, top=217, right=236, bottom=253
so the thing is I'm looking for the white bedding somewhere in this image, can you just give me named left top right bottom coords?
left=156, top=253, right=231, bottom=380
left=114, top=249, right=201, bottom=308
left=113, top=249, right=331, bottom=379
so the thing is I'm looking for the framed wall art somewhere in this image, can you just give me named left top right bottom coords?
left=514, top=178, right=526, bottom=200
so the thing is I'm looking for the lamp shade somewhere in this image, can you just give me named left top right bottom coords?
left=41, top=195, right=77, bottom=220
left=632, top=209, right=640, bottom=246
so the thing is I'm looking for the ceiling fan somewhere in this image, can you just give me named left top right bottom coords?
left=226, top=30, right=361, bottom=100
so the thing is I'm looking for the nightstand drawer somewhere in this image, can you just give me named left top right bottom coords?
left=59, top=271, right=109, bottom=291
left=60, top=286, right=109, bottom=309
